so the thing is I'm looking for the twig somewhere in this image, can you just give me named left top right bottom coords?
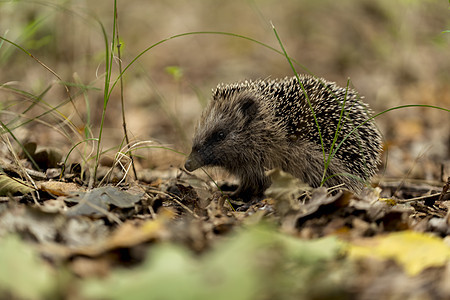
left=438, top=177, right=450, bottom=202
left=115, top=8, right=138, bottom=180
left=396, top=192, right=443, bottom=203
left=147, top=188, right=200, bottom=219
left=393, top=146, right=430, bottom=198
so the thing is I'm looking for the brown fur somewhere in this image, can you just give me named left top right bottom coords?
left=185, top=75, right=382, bottom=200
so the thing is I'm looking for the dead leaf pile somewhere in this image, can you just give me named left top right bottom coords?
left=0, top=158, right=448, bottom=299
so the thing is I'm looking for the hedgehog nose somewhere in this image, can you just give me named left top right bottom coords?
left=185, top=152, right=202, bottom=172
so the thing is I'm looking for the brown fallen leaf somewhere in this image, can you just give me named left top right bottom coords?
left=39, top=181, right=83, bottom=196
left=70, top=256, right=111, bottom=278
left=72, top=218, right=167, bottom=257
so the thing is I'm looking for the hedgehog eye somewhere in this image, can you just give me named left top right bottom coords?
left=211, top=130, right=227, bottom=142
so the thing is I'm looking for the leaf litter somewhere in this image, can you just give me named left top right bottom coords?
left=65, top=186, right=144, bottom=217
left=0, top=149, right=449, bottom=299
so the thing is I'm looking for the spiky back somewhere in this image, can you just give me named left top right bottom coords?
left=212, top=75, right=382, bottom=180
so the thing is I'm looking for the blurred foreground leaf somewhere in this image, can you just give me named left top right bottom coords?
left=0, top=235, right=55, bottom=299
left=83, top=225, right=347, bottom=300
left=348, top=231, right=450, bottom=276
left=265, top=168, right=311, bottom=202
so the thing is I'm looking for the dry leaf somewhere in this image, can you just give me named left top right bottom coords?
left=65, top=186, right=144, bottom=216
left=40, top=181, right=83, bottom=196
left=0, top=174, right=34, bottom=196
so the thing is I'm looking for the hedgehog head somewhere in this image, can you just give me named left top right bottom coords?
left=185, top=86, right=268, bottom=173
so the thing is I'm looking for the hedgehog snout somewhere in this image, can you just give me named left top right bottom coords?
left=185, top=150, right=203, bottom=172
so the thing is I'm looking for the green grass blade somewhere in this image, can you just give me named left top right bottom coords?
left=62, top=138, right=98, bottom=177
left=92, top=2, right=116, bottom=184
left=0, top=121, right=40, bottom=171
left=270, top=23, right=326, bottom=167
left=321, top=79, right=351, bottom=185
left=106, top=31, right=313, bottom=100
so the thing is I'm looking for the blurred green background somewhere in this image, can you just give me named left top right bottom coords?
left=0, top=0, right=449, bottom=181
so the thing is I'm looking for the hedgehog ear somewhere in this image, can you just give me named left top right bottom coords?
left=239, top=97, right=258, bottom=124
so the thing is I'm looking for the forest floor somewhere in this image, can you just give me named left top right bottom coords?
left=0, top=146, right=449, bottom=299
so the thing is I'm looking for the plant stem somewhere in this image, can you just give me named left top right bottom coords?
left=115, top=8, right=138, bottom=180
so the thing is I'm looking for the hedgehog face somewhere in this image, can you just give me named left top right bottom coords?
left=185, top=126, right=230, bottom=171
left=185, top=92, right=260, bottom=173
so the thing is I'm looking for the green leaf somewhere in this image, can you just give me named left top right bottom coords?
left=82, top=225, right=345, bottom=300
left=0, top=235, right=55, bottom=299
left=165, top=66, right=183, bottom=81
left=84, top=244, right=204, bottom=300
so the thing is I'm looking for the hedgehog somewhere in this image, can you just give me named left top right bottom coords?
left=185, top=75, right=382, bottom=200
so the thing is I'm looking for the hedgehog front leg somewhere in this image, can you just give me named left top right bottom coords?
left=232, top=168, right=271, bottom=201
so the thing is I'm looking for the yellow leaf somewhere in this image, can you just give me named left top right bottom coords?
left=348, top=231, right=450, bottom=276
left=378, top=197, right=397, bottom=206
